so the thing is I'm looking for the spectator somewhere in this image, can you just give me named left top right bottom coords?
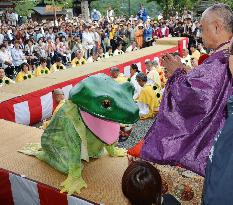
left=190, top=44, right=201, bottom=61
left=122, top=161, right=180, bottom=205
left=130, top=64, right=141, bottom=100
left=71, top=50, right=87, bottom=67
left=0, top=68, right=15, bottom=87
left=11, top=40, right=26, bottom=71
left=50, top=57, right=66, bottom=73
left=145, top=60, right=161, bottom=88
left=113, top=43, right=124, bottom=56
left=181, top=48, right=192, bottom=67
left=126, top=41, right=138, bottom=53
left=35, top=58, right=50, bottom=77
left=109, top=67, right=127, bottom=84
left=135, top=23, right=144, bottom=49
left=91, top=9, right=101, bottom=22
left=15, top=63, right=33, bottom=82
left=137, top=4, right=148, bottom=22
left=87, top=52, right=100, bottom=63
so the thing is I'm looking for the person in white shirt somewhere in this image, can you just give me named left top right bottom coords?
left=87, top=52, right=100, bottom=63
left=11, top=40, right=26, bottom=72
left=113, top=44, right=124, bottom=56
left=130, top=63, right=141, bottom=100
left=107, top=6, right=114, bottom=23
left=126, top=41, right=139, bottom=53
left=82, top=26, right=95, bottom=59
left=0, top=44, right=13, bottom=69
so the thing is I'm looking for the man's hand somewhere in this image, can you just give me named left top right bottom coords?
left=161, top=53, right=184, bottom=76
left=229, top=37, right=233, bottom=76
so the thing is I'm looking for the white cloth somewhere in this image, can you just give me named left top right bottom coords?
left=181, top=54, right=192, bottom=67
left=113, top=49, right=124, bottom=56
left=126, top=45, right=138, bottom=53
left=137, top=102, right=149, bottom=117
left=131, top=73, right=141, bottom=100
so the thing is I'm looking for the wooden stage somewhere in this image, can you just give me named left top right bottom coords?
left=0, top=119, right=130, bottom=205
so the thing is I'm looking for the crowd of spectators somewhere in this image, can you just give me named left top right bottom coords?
left=0, top=4, right=207, bottom=86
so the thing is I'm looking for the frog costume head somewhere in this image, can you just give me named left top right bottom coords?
left=69, top=74, right=139, bottom=144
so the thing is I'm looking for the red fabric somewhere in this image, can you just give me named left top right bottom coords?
left=0, top=169, right=14, bottom=205
left=127, top=139, right=144, bottom=157
left=28, top=95, right=42, bottom=125
left=198, top=54, right=209, bottom=65
left=38, top=183, right=68, bottom=205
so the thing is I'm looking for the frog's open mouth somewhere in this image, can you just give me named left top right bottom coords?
left=80, top=110, right=120, bottom=145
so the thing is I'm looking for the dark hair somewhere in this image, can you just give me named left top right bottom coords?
left=131, top=64, right=140, bottom=73
left=40, top=57, right=46, bottom=64
left=55, top=57, right=62, bottom=62
left=0, top=44, right=6, bottom=49
left=122, top=161, right=162, bottom=205
left=21, top=63, right=29, bottom=70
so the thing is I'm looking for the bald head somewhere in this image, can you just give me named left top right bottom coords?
left=201, top=4, right=233, bottom=49
left=203, top=4, right=233, bottom=33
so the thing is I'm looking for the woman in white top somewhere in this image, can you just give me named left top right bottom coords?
left=130, top=63, right=141, bottom=100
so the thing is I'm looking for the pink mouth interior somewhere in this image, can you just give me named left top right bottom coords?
left=80, top=110, right=120, bottom=145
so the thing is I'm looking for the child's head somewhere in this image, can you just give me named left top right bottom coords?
left=122, top=161, right=162, bottom=205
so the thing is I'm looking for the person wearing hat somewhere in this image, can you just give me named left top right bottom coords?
left=41, top=89, right=66, bottom=129
left=109, top=67, right=128, bottom=84
left=71, top=50, right=87, bottom=67
left=15, top=63, right=33, bottom=82
left=136, top=72, right=160, bottom=120
left=50, top=57, right=66, bottom=73
left=35, top=58, right=50, bottom=77
left=135, top=23, right=144, bottom=48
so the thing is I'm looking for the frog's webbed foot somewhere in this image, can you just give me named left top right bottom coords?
left=60, top=174, right=87, bottom=195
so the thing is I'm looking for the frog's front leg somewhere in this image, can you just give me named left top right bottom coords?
left=105, top=144, right=127, bottom=157
left=60, top=164, right=87, bottom=195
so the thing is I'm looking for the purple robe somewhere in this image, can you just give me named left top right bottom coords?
left=141, top=49, right=233, bottom=176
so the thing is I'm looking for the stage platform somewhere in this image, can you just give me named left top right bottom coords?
left=0, top=119, right=204, bottom=205
left=0, top=119, right=130, bottom=205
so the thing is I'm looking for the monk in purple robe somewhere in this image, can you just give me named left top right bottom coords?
left=140, top=4, right=233, bottom=176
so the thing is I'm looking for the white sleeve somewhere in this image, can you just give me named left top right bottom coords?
left=137, top=102, right=149, bottom=116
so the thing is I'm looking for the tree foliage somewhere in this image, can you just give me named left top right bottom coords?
left=15, top=0, right=39, bottom=16
left=90, top=0, right=160, bottom=18
left=44, top=0, right=73, bottom=9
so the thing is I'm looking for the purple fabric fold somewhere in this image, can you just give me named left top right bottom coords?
left=141, top=50, right=233, bottom=176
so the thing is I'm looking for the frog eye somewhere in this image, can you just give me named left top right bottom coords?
left=102, top=100, right=111, bottom=108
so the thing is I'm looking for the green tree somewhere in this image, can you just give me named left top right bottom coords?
left=15, top=0, right=38, bottom=16
left=90, top=0, right=160, bottom=18
left=44, top=0, right=73, bottom=9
